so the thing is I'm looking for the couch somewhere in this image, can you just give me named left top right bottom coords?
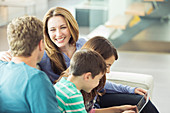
left=106, top=71, right=154, bottom=97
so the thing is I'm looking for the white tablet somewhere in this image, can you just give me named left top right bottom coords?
left=137, top=91, right=150, bottom=113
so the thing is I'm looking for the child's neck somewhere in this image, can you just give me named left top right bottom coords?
left=67, top=75, right=82, bottom=91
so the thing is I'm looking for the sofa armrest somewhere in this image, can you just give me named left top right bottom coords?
left=106, top=71, right=154, bottom=97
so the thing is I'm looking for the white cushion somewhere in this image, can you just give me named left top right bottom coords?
left=106, top=71, right=154, bottom=97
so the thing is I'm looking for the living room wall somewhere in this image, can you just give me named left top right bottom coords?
left=0, top=0, right=48, bottom=26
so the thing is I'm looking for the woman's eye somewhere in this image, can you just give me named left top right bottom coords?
left=50, top=29, right=55, bottom=31
left=61, top=27, right=66, bottom=29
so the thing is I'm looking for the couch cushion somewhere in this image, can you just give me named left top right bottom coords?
left=106, top=71, right=154, bottom=97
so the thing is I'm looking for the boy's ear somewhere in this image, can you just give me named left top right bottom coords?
left=83, top=72, right=92, bottom=80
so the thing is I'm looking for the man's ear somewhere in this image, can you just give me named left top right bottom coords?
left=83, top=72, right=92, bottom=81
left=38, top=40, right=45, bottom=51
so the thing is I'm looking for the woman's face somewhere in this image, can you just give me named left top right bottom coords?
left=47, top=16, right=71, bottom=49
left=105, top=55, right=116, bottom=73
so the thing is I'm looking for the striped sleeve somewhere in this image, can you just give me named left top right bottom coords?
left=54, top=81, right=87, bottom=113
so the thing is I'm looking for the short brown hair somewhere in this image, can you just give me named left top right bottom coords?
left=7, top=16, right=43, bottom=57
left=70, top=48, right=106, bottom=78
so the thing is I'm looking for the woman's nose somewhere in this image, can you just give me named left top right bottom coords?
left=56, top=29, right=62, bottom=37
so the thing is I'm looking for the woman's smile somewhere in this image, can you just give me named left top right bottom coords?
left=55, top=36, right=65, bottom=43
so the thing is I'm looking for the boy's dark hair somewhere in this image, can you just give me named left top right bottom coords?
left=69, top=48, right=106, bottom=78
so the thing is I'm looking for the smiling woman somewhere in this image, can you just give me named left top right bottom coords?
left=47, top=16, right=72, bottom=49
left=39, top=7, right=87, bottom=83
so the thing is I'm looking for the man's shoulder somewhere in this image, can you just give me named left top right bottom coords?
left=22, top=63, right=44, bottom=73
left=25, top=66, right=48, bottom=80
left=11, top=63, right=48, bottom=82
left=0, top=60, right=8, bottom=67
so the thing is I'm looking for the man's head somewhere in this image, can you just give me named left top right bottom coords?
left=69, top=48, right=107, bottom=92
left=7, top=16, right=43, bottom=57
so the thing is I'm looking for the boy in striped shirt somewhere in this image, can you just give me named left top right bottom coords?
left=54, top=49, right=106, bottom=113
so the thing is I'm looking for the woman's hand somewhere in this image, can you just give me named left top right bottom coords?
left=0, top=50, right=12, bottom=62
left=134, top=88, right=147, bottom=95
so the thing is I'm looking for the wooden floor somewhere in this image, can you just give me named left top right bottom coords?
left=0, top=0, right=170, bottom=112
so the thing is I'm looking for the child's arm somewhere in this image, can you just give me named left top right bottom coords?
left=103, top=80, right=147, bottom=95
left=103, top=80, right=135, bottom=93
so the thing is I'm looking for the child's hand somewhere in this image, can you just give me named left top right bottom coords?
left=135, top=88, right=147, bottom=96
left=122, top=110, right=136, bottom=113
left=120, top=105, right=138, bottom=113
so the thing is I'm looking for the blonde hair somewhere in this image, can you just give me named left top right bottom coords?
left=43, top=7, right=79, bottom=77
left=7, top=16, right=43, bottom=57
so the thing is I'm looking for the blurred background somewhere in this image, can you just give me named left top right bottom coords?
left=0, top=0, right=170, bottom=112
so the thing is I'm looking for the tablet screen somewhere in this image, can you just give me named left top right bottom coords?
left=137, top=91, right=149, bottom=113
